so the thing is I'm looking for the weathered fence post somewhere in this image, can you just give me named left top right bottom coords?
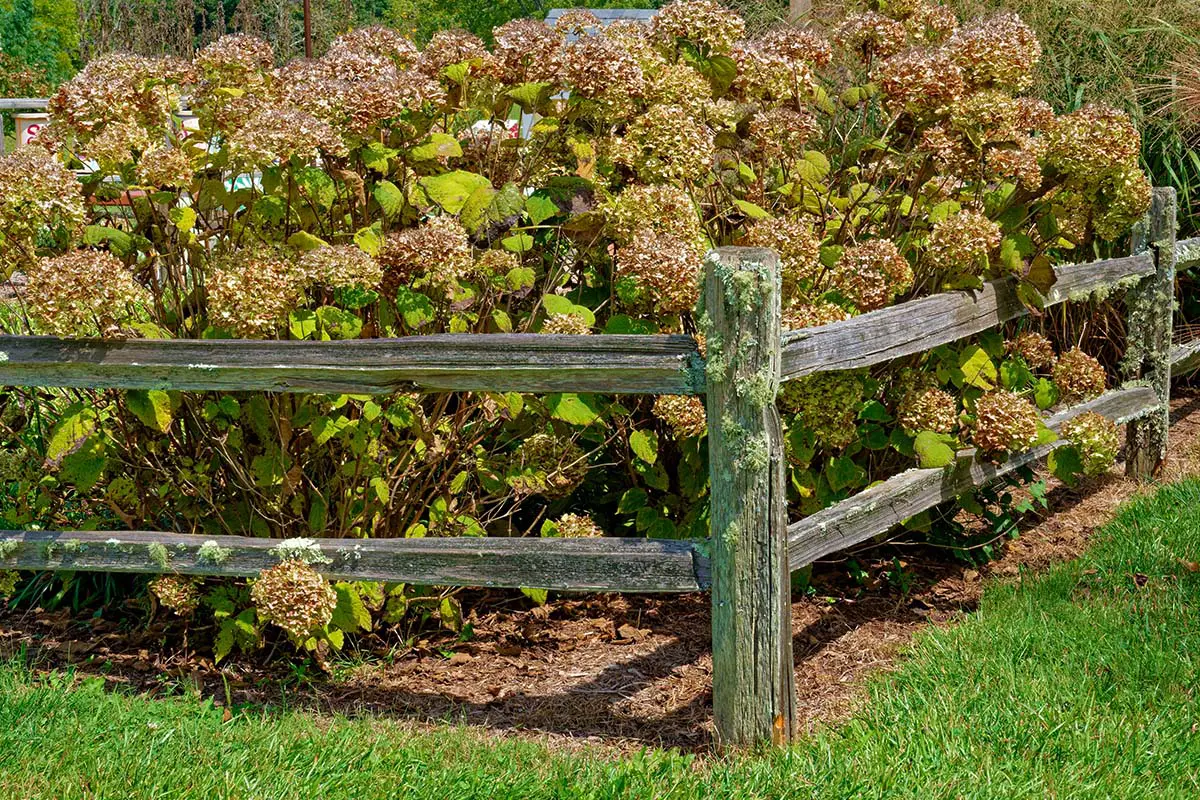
left=1123, top=186, right=1177, bottom=478
left=703, top=246, right=796, bottom=748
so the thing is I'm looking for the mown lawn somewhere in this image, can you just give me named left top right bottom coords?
left=4, top=480, right=1200, bottom=799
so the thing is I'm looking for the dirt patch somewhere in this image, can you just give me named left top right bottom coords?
left=5, top=390, right=1200, bottom=752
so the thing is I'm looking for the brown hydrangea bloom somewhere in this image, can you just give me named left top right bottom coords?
left=758, top=26, right=833, bottom=67
left=642, top=61, right=712, bottom=113
left=564, top=33, right=645, bottom=103
left=748, top=107, right=821, bottom=158
left=1093, top=165, right=1153, bottom=241
left=947, top=13, right=1040, bottom=92
left=742, top=217, right=822, bottom=303
left=1044, top=104, right=1141, bottom=180
left=783, top=301, right=851, bottom=330
left=150, top=575, right=201, bottom=616
left=604, top=184, right=701, bottom=245
left=948, top=89, right=1022, bottom=146
left=925, top=210, right=1001, bottom=276
left=326, top=26, right=419, bottom=68
left=778, top=371, right=865, bottom=449
left=418, top=30, right=498, bottom=78
left=875, top=49, right=964, bottom=116
left=474, top=248, right=520, bottom=280
left=554, top=512, right=603, bottom=538
left=493, top=19, right=564, bottom=84
left=898, top=387, right=959, bottom=434
left=904, top=1, right=957, bottom=44
left=653, top=394, right=707, bottom=439
left=616, top=231, right=705, bottom=314
left=554, top=9, right=601, bottom=35
left=617, top=104, right=715, bottom=182
left=195, top=34, right=275, bottom=84
left=80, top=120, right=155, bottom=169
left=49, top=54, right=191, bottom=136
left=541, top=314, right=592, bottom=335
left=1052, top=348, right=1107, bottom=404
left=1061, top=411, right=1120, bottom=476
left=1014, top=97, right=1054, bottom=131
left=971, top=391, right=1042, bottom=454
left=985, top=135, right=1043, bottom=191
left=0, top=147, right=85, bottom=272
left=379, top=217, right=473, bottom=296
left=1010, top=332, right=1056, bottom=370
left=508, top=433, right=589, bottom=498
left=299, top=245, right=382, bottom=289
left=730, top=40, right=814, bottom=102
left=651, top=0, right=745, bottom=55
left=251, top=560, right=337, bottom=639
left=835, top=11, right=908, bottom=62
left=832, top=239, right=913, bottom=312
left=137, top=145, right=194, bottom=188
left=27, top=251, right=150, bottom=337
left=207, top=250, right=307, bottom=338
left=227, top=107, right=346, bottom=165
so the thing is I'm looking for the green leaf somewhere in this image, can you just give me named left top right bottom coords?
left=507, top=81, right=553, bottom=111
left=525, top=193, right=559, bottom=225
left=83, top=225, right=133, bottom=256
left=629, top=430, right=659, bottom=465
left=332, top=583, right=373, bottom=634
left=546, top=393, right=602, bottom=426
left=45, top=403, right=99, bottom=465
left=353, top=225, right=382, bottom=257
left=825, top=455, right=866, bottom=492
left=502, top=233, right=535, bottom=253
left=618, top=488, right=648, bottom=514
left=126, top=390, right=173, bottom=433
left=395, top=287, right=435, bottom=328
left=287, top=231, right=328, bottom=251
left=958, top=345, right=997, bottom=390
left=409, top=132, right=463, bottom=161
left=373, top=180, right=404, bottom=218
left=732, top=199, right=770, bottom=220
left=1048, top=445, right=1084, bottom=486
left=419, top=170, right=491, bottom=214
left=169, top=206, right=197, bottom=232
left=603, top=315, right=658, bottom=335
left=438, top=597, right=463, bottom=632
left=315, top=306, right=363, bottom=340
left=999, top=359, right=1033, bottom=391
left=913, top=431, right=957, bottom=468
left=360, top=141, right=397, bottom=173
left=60, top=436, right=106, bottom=490
left=520, top=587, right=549, bottom=605
left=506, top=266, right=536, bottom=291
left=1034, top=378, right=1059, bottom=410
left=288, top=309, right=319, bottom=340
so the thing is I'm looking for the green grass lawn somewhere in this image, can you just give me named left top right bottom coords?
left=4, top=480, right=1200, bottom=799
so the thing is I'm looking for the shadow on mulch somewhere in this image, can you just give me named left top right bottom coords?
left=4, top=389, right=1200, bottom=753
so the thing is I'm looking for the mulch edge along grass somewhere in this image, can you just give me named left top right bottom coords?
left=3, top=479, right=1200, bottom=799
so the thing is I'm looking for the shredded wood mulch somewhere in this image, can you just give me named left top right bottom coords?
left=5, top=389, right=1200, bottom=753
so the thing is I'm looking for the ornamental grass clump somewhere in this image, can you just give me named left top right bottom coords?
left=0, top=1, right=1153, bottom=646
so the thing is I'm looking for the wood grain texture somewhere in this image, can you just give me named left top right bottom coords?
left=786, top=386, right=1159, bottom=569
left=1123, top=188, right=1177, bottom=478
left=704, top=247, right=796, bottom=748
left=780, top=253, right=1153, bottom=381
left=0, top=98, right=48, bottom=110
left=0, top=530, right=708, bottom=592
left=1170, top=338, right=1200, bottom=376
left=1177, top=237, right=1200, bottom=272
left=0, top=334, right=703, bottom=396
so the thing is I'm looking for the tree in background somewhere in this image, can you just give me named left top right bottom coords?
left=0, top=0, right=78, bottom=82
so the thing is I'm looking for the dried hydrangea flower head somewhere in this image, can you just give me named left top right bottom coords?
left=748, top=107, right=821, bottom=159
left=832, top=239, right=913, bottom=312
left=326, top=26, right=419, bottom=68
left=49, top=54, right=190, bottom=137
left=150, top=575, right=201, bottom=616
left=299, top=245, right=382, bottom=290
left=615, top=230, right=705, bottom=314
left=875, top=48, right=964, bottom=117
left=835, top=11, right=908, bottom=62
left=783, top=301, right=850, bottom=330
left=947, top=13, right=1040, bottom=92
left=207, top=250, right=307, bottom=338
left=651, top=0, right=745, bottom=56
left=616, top=103, right=715, bottom=182
left=904, top=1, right=957, bottom=44
left=971, top=390, right=1042, bottom=454
left=778, top=371, right=865, bottom=449
left=418, top=30, right=497, bottom=79
left=251, top=560, right=337, bottom=639
left=758, top=26, right=833, bottom=67
left=379, top=216, right=473, bottom=297
left=563, top=32, right=645, bottom=106
left=27, top=250, right=150, bottom=337
left=80, top=120, right=155, bottom=171
left=1009, top=332, right=1056, bottom=370
left=604, top=184, right=702, bottom=245
left=541, top=314, right=592, bottom=335
left=493, top=19, right=564, bottom=84
left=554, top=9, right=601, bottom=35
left=508, top=433, right=589, bottom=498
left=1052, top=348, right=1107, bottom=404
left=137, top=145, right=194, bottom=188
left=741, top=217, right=822, bottom=303
left=553, top=512, right=603, bottom=538
left=730, top=39, right=814, bottom=102
left=1061, top=411, right=1120, bottom=476
left=925, top=210, right=1001, bottom=277
left=195, top=34, right=275, bottom=85
left=898, top=387, right=959, bottom=434
left=1092, top=165, right=1154, bottom=241
left=653, top=394, right=707, bottom=439
left=227, top=107, right=346, bottom=165
left=0, top=147, right=85, bottom=273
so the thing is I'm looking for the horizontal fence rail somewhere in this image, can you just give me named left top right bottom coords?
left=786, top=386, right=1159, bottom=569
left=781, top=253, right=1153, bottom=381
left=0, top=98, right=48, bottom=110
left=0, top=530, right=709, bottom=593
left=0, top=334, right=704, bottom=395
left=1178, top=237, right=1200, bottom=271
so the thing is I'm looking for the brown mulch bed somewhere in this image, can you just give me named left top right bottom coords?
left=5, top=390, right=1200, bottom=753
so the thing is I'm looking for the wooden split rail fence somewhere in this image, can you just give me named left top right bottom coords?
left=0, top=184, right=1196, bottom=747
